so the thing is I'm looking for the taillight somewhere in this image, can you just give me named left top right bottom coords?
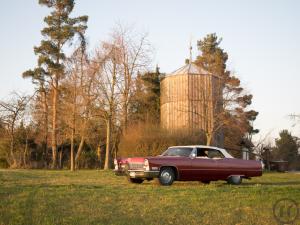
left=260, top=160, right=265, bottom=170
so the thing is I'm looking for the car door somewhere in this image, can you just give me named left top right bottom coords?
left=173, top=156, right=194, bottom=181
left=172, top=147, right=195, bottom=181
left=157, top=147, right=194, bottom=181
left=206, top=149, right=230, bottom=180
left=190, top=148, right=219, bottom=180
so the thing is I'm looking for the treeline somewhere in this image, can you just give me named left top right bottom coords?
left=0, top=0, right=259, bottom=169
left=258, top=130, right=300, bottom=170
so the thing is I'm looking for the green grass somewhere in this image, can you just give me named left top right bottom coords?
left=0, top=170, right=299, bottom=225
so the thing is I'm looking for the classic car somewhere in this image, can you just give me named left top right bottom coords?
left=114, top=145, right=263, bottom=186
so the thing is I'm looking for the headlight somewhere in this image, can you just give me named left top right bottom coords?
left=143, top=159, right=150, bottom=171
left=114, top=159, right=118, bottom=170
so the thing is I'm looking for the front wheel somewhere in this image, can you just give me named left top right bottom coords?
left=227, top=176, right=242, bottom=185
left=128, top=177, right=144, bottom=184
left=201, top=180, right=211, bottom=184
left=158, top=167, right=175, bottom=186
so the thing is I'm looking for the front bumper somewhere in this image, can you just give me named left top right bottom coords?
left=127, top=170, right=160, bottom=179
left=114, top=169, right=160, bottom=179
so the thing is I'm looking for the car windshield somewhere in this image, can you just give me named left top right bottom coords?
left=162, top=148, right=193, bottom=157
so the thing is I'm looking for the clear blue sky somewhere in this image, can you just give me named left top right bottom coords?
left=0, top=0, right=299, bottom=142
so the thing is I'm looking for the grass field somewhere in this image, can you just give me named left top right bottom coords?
left=0, top=170, right=299, bottom=225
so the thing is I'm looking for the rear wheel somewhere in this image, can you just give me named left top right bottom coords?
left=158, top=167, right=175, bottom=186
left=128, top=177, right=144, bottom=184
left=201, top=180, right=211, bottom=184
left=227, top=176, right=242, bottom=185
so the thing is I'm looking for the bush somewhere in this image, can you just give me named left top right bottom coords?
left=0, top=158, right=8, bottom=168
left=119, top=123, right=205, bottom=157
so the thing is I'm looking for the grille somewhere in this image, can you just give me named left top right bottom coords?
left=128, top=162, right=144, bottom=170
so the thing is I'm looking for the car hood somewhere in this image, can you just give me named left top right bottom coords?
left=118, top=155, right=188, bottom=163
left=116, top=157, right=145, bottom=164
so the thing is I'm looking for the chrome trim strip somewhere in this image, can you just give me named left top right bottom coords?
left=127, top=169, right=144, bottom=172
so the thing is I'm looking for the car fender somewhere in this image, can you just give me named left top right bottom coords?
left=158, top=164, right=180, bottom=180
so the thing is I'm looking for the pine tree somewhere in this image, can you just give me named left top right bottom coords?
left=129, top=66, right=161, bottom=124
left=141, top=66, right=161, bottom=122
left=195, top=33, right=258, bottom=147
left=23, top=0, right=88, bottom=169
left=129, top=73, right=147, bottom=123
left=275, top=130, right=298, bottom=163
left=196, top=33, right=228, bottom=77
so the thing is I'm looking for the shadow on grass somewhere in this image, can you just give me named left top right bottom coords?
left=2, top=180, right=300, bottom=192
left=239, top=181, right=300, bottom=186
left=1, top=183, right=144, bottom=194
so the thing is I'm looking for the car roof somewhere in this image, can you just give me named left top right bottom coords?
left=168, top=145, right=233, bottom=158
left=169, top=145, right=223, bottom=150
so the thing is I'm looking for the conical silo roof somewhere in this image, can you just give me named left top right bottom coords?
left=167, top=62, right=210, bottom=77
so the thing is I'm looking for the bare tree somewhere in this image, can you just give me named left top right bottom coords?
left=111, top=24, right=152, bottom=132
left=89, top=24, right=152, bottom=169
left=252, top=130, right=273, bottom=158
left=23, top=71, right=49, bottom=167
left=62, top=46, right=97, bottom=170
left=92, top=40, right=122, bottom=170
left=289, top=114, right=300, bottom=128
left=0, top=93, right=30, bottom=167
left=74, top=54, right=98, bottom=168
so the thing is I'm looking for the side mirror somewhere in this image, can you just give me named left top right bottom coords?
left=190, top=153, right=196, bottom=158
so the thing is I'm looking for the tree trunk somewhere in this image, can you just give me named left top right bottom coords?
left=10, top=132, right=17, bottom=168
left=59, top=147, right=63, bottom=169
left=70, top=92, right=76, bottom=171
left=123, top=102, right=128, bottom=133
left=206, top=133, right=213, bottom=146
left=51, top=80, right=58, bottom=169
left=42, top=89, right=48, bottom=167
left=70, top=128, right=75, bottom=171
left=104, top=117, right=111, bottom=170
left=96, top=143, right=101, bottom=168
left=75, top=136, right=84, bottom=169
left=23, top=135, right=28, bottom=167
left=70, top=66, right=78, bottom=171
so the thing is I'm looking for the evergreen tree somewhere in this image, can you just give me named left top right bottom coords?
left=196, top=33, right=228, bottom=77
left=195, top=33, right=258, bottom=147
left=23, top=0, right=88, bottom=168
left=129, top=66, right=161, bottom=124
left=129, top=73, right=147, bottom=123
left=141, top=66, right=161, bottom=122
left=275, top=130, right=299, bottom=163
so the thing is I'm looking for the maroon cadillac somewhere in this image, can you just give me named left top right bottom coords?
left=114, top=145, right=263, bottom=186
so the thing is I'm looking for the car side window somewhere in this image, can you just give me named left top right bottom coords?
left=206, top=149, right=225, bottom=159
left=196, top=148, right=209, bottom=158
left=163, top=148, right=193, bottom=157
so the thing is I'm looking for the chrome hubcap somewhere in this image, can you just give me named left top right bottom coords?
left=161, top=171, right=172, bottom=183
